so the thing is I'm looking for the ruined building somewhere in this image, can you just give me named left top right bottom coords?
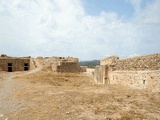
left=43, top=56, right=87, bottom=73
left=0, top=54, right=35, bottom=72
left=94, top=53, right=160, bottom=92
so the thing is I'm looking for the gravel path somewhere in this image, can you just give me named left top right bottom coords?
left=0, top=60, right=42, bottom=120
left=0, top=73, right=22, bottom=120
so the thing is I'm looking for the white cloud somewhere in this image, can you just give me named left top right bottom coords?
left=127, top=0, right=142, bottom=13
left=0, top=0, right=160, bottom=60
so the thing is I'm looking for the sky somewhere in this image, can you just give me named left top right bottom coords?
left=0, top=0, right=160, bottom=60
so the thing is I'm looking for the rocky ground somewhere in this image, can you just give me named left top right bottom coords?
left=0, top=65, right=160, bottom=120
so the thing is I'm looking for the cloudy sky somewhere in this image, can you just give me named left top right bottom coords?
left=0, top=0, right=160, bottom=60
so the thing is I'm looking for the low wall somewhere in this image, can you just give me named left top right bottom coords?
left=110, top=70, right=160, bottom=92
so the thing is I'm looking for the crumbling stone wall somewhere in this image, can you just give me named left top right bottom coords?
left=41, top=56, right=86, bottom=72
left=114, top=53, right=160, bottom=71
left=101, top=53, right=160, bottom=71
left=52, top=61, right=86, bottom=73
left=93, top=53, right=160, bottom=91
left=45, top=56, right=78, bottom=66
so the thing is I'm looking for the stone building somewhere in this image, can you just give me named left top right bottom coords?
left=0, top=54, right=34, bottom=72
left=44, top=56, right=86, bottom=73
left=93, top=53, right=160, bottom=92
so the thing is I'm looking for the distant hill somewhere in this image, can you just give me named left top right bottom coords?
left=79, top=60, right=100, bottom=68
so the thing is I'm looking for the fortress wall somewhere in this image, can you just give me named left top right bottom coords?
left=110, top=70, right=160, bottom=92
left=93, top=53, right=160, bottom=91
left=114, top=53, right=160, bottom=71
left=100, top=53, right=160, bottom=71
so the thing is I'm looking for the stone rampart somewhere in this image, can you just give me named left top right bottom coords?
left=115, top=53, right=160, bottom=71
left=101, top=53, right=160, bottom=71
left=93, top=53, right=160, bottom=92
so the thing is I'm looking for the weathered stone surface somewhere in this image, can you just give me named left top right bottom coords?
left=0, top=54, right=35, bottom=72
left=101, top=53, right=160, bottom=71
left=94, top=53, right=160, bottom=92
left=44, top=56, right=86, bottom=73
left=52, top=61, right=85, bottom=73
left=110, top=70, right=160, bottom=92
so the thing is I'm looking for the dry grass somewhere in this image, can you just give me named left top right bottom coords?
left=0, top=77, right=3, bottom=80
left=3, top=72, right=160, bottom=120
left=14, top=72, right=95, bottom=87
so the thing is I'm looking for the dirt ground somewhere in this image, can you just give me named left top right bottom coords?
left=0, top=70, right=160, bottom=120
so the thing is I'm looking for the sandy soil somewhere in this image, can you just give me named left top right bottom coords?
left=0, top=70, right=160, bottom=120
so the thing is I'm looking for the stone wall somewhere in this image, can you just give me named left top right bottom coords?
left=45, top=56, right=87, bottom=73
left=93, top=65, right=113, bottom=84
left=110, top=70, right=160, bottom=92
left=52, top=61, right=86, bottom=73
left=101, top=53, right=160, bottom=71
left=115, top=53, right=160, bottom=71
left=0, top=58, right=31, bottom=71
left=93, top=53, right=160, bottom=91
left=93, top=65, right=107, bottom=84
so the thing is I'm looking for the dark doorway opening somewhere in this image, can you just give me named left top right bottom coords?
left=8, top=63, right=12, bottom=72
left=143, top=80, right=146, bottom=84
left=24, top=63, right=29, bottom=71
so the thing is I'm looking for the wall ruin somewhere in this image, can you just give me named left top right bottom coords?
left=93, top=53, right=160, bottom=92
left=43, top=56, right=87, bottom=73
left=114, top=54, right=160, bottom=71
left=52, top=61, right=86, bottom=73
left=0, top=54, right=35, bottom=72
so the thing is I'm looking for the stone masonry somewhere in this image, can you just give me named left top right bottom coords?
left=94, top=53, right=160, bottom=92
left=0, top=54, right=35, bottom=72
left=46, top=56, right=86, bottom=73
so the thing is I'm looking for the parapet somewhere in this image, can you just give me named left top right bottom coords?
left=100, top=53, right=160, bottom=71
